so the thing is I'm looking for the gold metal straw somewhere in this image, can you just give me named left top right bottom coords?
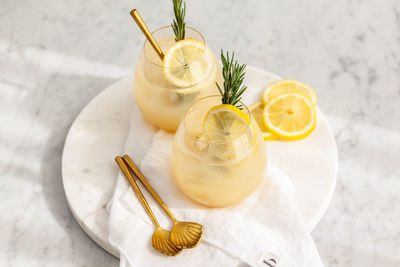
left=122, top=154, right=203, bottom=248
left=130, top=9, right=165, bottom=60
left=115, top=156, right=181, bottom=256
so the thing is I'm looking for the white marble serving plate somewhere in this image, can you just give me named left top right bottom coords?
left=62, top=66, right=338, bottom=257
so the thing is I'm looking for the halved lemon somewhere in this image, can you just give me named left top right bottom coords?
left=262, top=79, right=317, bottom=106
left=163, top=39, right=213, bottom=88
left=263, top=93, right=316, bottom=141
left=249, top=101, right=278, bottom=141
left=203, top=104, right=251, bottom=159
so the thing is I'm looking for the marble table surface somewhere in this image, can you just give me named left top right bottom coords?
left=0, top=0, right=399, bottom=266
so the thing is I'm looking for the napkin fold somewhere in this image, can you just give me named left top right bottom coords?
left=108, top=101, right=324, bottom=267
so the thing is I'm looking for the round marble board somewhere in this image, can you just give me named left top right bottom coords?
left=62, top=66, right=338, bottom=258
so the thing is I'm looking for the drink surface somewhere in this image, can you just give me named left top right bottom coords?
left=134, top=36, right=220, bottom=132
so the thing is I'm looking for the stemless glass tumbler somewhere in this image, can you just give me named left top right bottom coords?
left=133, top=26, right=221, bottom=132
left=170, top=96, right=267, bottom=207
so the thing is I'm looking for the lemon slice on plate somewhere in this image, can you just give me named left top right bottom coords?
left=203, top=104, right=251, bottom=159
left=249, top=101, right=278, bottom=141
left=262, top=79, right=317, bottom=106
left=263, top=93, right=316, bottom=141
left=163, top=39, right=213, bottom=88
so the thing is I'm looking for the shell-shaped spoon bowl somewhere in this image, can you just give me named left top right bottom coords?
left=170, top=221, right=203, bottom=248
left=152, top=227, right=182, bottom=256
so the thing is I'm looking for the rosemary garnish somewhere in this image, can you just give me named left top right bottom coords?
left=216, top=50, right=247, bottom=109
left=172, top=0, right=186, bottom=41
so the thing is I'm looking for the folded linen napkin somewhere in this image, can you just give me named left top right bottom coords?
left=108, top=101, right=324, bottom=267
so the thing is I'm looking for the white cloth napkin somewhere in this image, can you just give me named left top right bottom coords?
left=108, top=101, right=324, bottom=267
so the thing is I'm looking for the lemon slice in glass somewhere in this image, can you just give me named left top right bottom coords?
left=263, top=93, right=316, bottom=141
left=163, top=39, right=212, bottom=88
left=249, top=101, right=278, bottom=141
left=262, top=79, right=317, bottom=106
left=203, top=104, right=251, bottom=159
left=204, top=104, right=250, bottom=141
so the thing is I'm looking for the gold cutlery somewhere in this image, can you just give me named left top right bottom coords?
left=122, top=154, right=203, bottom=249
left=115, top=156, right=182, bottom=256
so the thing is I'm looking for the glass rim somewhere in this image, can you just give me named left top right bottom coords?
left=142, top=25, right=208, bottom=69
left=183, top=95, right=254, bottom=144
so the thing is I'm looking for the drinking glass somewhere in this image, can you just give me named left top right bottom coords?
left=133, top=26, right=221, bottom=132
left=170, top=96, right=267, bottom=207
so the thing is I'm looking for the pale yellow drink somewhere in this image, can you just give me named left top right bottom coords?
left=133, top=26, right=220, bottom=132
left=170, top=96, right=267, bottom=207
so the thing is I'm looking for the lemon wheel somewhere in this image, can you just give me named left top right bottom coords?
left=262, top=79, right=317, bottom=106
left=203, top=104, right=250, bottom=141
left=203, top=104, right=251, bottom=160
left=163, top=39, right=213, bottom=88
left=263, top=93, right=316, bottom=141
left=249, top=101, right=278, bottom=141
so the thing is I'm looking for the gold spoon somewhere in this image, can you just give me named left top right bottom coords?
left=122, top=154, right=203, bottom=248
left=115, top=156, right=181, bottom=256
left=130, top=9, right=164, bottom=60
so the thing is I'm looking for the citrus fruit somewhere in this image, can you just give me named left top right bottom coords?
left=203, top=104, right=251, bottom=159
left=163, top=39, right=212, bottom=88
left=262, top=79, right=317, bottom=106
left=263, top=93, right=316, bottom=140
left=204, top=104, right=250, bottom=141
left=249, top=101, right=278, bottom=141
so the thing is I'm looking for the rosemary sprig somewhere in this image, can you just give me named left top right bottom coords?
left=216, top=50, right=247, bottom=109
left=172, top=0, right=186, bottom=41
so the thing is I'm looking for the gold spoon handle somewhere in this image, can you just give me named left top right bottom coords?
left=122, top=154, right=176, bottom=221
left=115, top=156, right=160, bottom=227
left=130, top=9, right=164, bottom=60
